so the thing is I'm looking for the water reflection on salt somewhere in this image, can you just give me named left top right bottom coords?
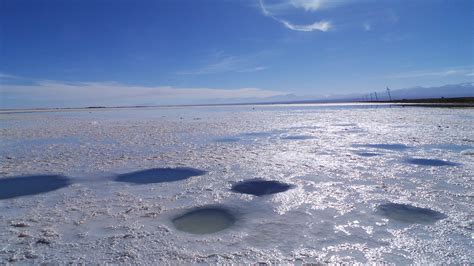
left=377, top=203, right=446, bottom=224
left=231, top=179, right=293, bottom=196
left=172, top=206, right=236, bottom=234
left=405, top=158, right=459, bottom=167
left=0, top=175, right=71, bottom=200
left=115, top=167, right=206, bottom=184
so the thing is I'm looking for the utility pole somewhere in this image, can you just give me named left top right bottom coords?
left=386, top=87, right=392, bottom=101
left=374, top=92, right=379, bottom=101
left=369, top=93, right=373, bottom=101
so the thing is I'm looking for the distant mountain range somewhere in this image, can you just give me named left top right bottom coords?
left=208, top=82, right=474, bottom=105
left=360, top=82, right=474, bottom=101
left=2, top=82, right=472, bottom=110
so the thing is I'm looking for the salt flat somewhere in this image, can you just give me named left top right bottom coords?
left=0, top=104, right=472, bottom=264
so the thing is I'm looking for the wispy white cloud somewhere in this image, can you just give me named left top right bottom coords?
left=0, top=72, right=20, bottom=80
left=258, top=0, right=332, bottom=32
left=0, top=78, right=286, bottom=108
left=237, top=66, right=268, bottom=73
left=263, top=0, right=349, bottom=12
left=259, top=0, right=272, bottom=15
left=291, top=0, right=325, bottom=11
left=387, top=67, right=474, bottom=79
left=281, top=20, right=331, bottom=32
left=290, top=0, right=348, bottom=11
left=177, top=55, right=240, bottom=75
left=177, top=52, right=267, bottom=75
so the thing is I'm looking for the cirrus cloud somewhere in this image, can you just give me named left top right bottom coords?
left=281, top=20, right=331, bottom=32
left=290, top=0, right=349, bottom=11
left=258, top=0, right=332, bottom=32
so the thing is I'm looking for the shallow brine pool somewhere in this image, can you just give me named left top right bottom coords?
left=0, top=104, right=473, bottom=264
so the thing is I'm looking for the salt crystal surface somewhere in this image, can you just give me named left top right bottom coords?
left=0, top=104, right=472, bottom=264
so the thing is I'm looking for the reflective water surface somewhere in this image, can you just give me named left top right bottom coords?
left=0, top=104, right=472, bottom=264
left=405, top=158, right=459, bottom=167
left=115, top=167, right=206, bottom=184
left=376, top=203, right=447, bottom=224
left=0, top=175, right=71, bottom=200
left=172, top=206, right=236, bottom=234
left=231, top=179, right=293, bottom=196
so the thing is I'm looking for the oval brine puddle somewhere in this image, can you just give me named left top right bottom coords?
left=405, top=158, right=458, bottom=167
left=231, top=179, right=293, bottom=196
left=172, top=207, right=236, bottom=234
left=115, top=167, right=206, bottom=184
left=355, top=152, right=383, bottom=157
left=215, top=137, right=241, bottom=143
left=240, top=132, right=273, bottom=137
left=0, top=175, right=71, bottom=200
left=334, top=123, right=357, bottom=127
left=281, top=135, right=314, bottom=140
left=354, top=144, right=409, bottom=150
left=377, top=203, right=446, bottom=224
left=460, top=149, right=474, bottom=156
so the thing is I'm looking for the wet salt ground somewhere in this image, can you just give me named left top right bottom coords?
left=0, top=104, right=473, bottom=264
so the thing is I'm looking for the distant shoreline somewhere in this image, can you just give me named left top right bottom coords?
left=363, top=97, right=474, bottom=108
left=1, top=97, right=473, bottom=114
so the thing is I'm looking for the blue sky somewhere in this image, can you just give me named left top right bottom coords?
left=1, top=0, right=473, bottom=108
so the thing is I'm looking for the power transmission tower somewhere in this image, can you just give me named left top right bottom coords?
left=386, top=87, right=392, bottom=101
